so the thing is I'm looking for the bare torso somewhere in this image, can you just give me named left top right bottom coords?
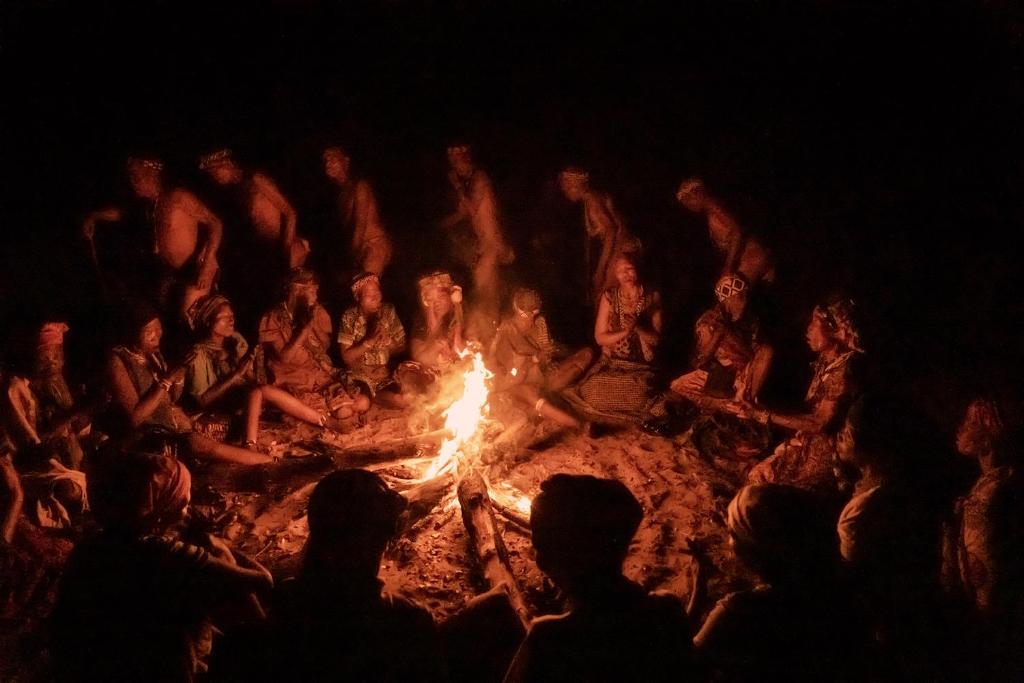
left=153, top=190, right=202, bottom=269
left=706, top=205, right=774, bottom=283
left=249, top=190, right=284, bottom=242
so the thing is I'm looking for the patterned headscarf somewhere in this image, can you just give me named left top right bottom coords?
left=198, top=148, right=233, bottom=170
left=287, top=267, right=320, bottom=287
left=676, top=177, right=705, bottom=197
left=38, top=322, right=70, bottom=349
left=446, top=144, right=472, bottom=164
left=513, top=288, right=542, bottom=317
left=813, top=297, right=864, bottom=353
left=559, top=167, right=590, bottom=186
left=187, top=293, right=231, bottom=332
left=351, top=272, right=380, bottom=299
left=714, top=274, right=748, bottom=302
left=417, top=270, right=453, bottom=297
left=126, top=157, right=163, bottom=173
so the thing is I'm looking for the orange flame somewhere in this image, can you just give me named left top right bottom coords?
left=424, top=351, right=492, bottom=479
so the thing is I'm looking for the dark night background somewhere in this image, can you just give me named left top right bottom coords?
left=1, top=0, right=1022, bottom=431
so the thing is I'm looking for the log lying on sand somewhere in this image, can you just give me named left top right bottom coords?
left=457, top=471, right=532, bottom=628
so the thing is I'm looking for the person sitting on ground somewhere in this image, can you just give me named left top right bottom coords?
left=694, top=484, right=864, bottom=682
left=259, top=268, right=369, bottom=426
left=504, top=473, right=692, bottom=682
left=107, top=300, right=271, bottom=465
left=736, top=297, right=863, bottom=493
left=835, top=395, right=948, bottom=681
left=337, top=272, right=408, bottom=408
left=186, top=294, right=352, bottom=449
left=266, top=469, right=445, bottom=681
left=559, top=167, right=641, bottom=306
left=403, top=270, right=466, bottom=388
left=942, top=397, right=1024, bottom=681
left=568, top=254, right=665, bottom=424
left=676, top=177, right=776, bottom=286
left=489, top=288, right=592, bottom=430
left=671, top=274, right=773, bottom=404
left=3, top=323, right=90, bottom=527
left=50, top=452, right=273, bottom=682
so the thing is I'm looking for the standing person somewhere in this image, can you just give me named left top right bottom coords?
left=107, top=300, right=271, bottom=466
left=198, top=149, right=305, bottom=331
left=441, top=144, right=514, bottom=338
left=676, top=177, right=775, bottom=287
left=51, top=453, right=273, bottom=683
left=737, top=297, right=863, bottom=493
left=558, top=168, right=641, bottom=306
left=323, top=145, right=393, bottom=277
left=258, top=269, right=369, bottom=425
left=942, top=398, right=1024, bottom=682
left=504, top=474, right=693, bottom=682
left=337, top=273, right=407, bottom=408
left=82, top=157, right=223, bottom=314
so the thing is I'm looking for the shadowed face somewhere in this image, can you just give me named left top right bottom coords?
left=448, top=150, right=474, bottom=178
left=35, top=345, right=65, bottom=377
left=127, top=165, right=161, bottom=200
left=290, top=283, right=319, bottom=310
left=836, top=419, right=856, bottom=465
left=358, top=281, right=383, bottom=315
left=956, top=401, right=996, bottom=458
left=559, top=174, right=586, bottom=202
left=138, top=318, right=163, bottom=354
left=323, top=149, right=351, bottom=184
left=805, top=315, right=832, bottom=353
left=421, top=285, right=453, bottom=317
left=676, top=186, right=706, bottom=212
left=205, top=162, right=239, bottom=185
left=614, top=258, right=638, bottom=287
left=210, top=304, right=236, bottom=339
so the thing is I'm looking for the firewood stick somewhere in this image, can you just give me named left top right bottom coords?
left=457, top=471, right=532, bottom=627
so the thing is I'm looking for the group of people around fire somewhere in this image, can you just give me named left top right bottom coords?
left=0, top=142, right=1020, bottom=681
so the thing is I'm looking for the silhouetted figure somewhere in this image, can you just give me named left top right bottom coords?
left=836, top=396, right=947, bottom=680
left=504, top=474, right=693, bottom=683
left=942, top=398, right=1024, bottom=682
left=694, top=484, right=864, bottom=682
left=50, top=453, right=272, bottom=682
left=266, top=468, right=446, bottom=682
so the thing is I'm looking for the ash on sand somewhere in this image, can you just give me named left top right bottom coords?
left=197, top=405, right=753, bottom=623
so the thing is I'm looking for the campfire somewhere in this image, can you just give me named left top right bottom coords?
left=368, top=349, right=536, bottom=624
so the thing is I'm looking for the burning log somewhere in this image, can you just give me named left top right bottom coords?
left=457, top=471, right=532, bottom=627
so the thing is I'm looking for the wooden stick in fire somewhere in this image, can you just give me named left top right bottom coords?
left=457, top=470, right=532, bottom=628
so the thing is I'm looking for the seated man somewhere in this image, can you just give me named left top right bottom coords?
left=489, top=288, right=592, bottom=430
left=671, top=274, right=773, bottom=404
left=337, top=272, right=407, bottom=408
left=259, top=268, right=369, bottom=424
left=4, top=323, right=90, bottom=527
left=107, top=300, right=271, bottom=466
left=265, top=469, right=445, bottom=681
left=51, top=452, right=272, bottom=682
left=186, top=294, right=353, bottom=448
left=505, top=474, right=693, bottom=682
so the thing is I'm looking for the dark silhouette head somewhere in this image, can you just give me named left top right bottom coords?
left=302, top=469, right=407, bottom=579
left=89, top=452, right=191, bottom=536
left=530, top=474, right=643, bottom=593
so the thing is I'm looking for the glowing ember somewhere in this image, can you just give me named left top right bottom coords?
left=424, top=351, right=492, bottom=479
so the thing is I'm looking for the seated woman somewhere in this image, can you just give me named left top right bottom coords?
left=399, top=271, right=467, bottom=396
left=734, top=297, right=863, bottom=493
left=337, top=273, right=408, bottom=408
left=259, top=268, right=369, bottom=424
left=671, top=274, right=773, bottom=404
left=489, top=288, right=592, bottom=430
left=107, top=300, right=271, bottom=466
left=568, top=254, right=664, bottom=424
left=3, top=322, right=91, bottom=527
left=187, top=294, right=353, bottom=449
